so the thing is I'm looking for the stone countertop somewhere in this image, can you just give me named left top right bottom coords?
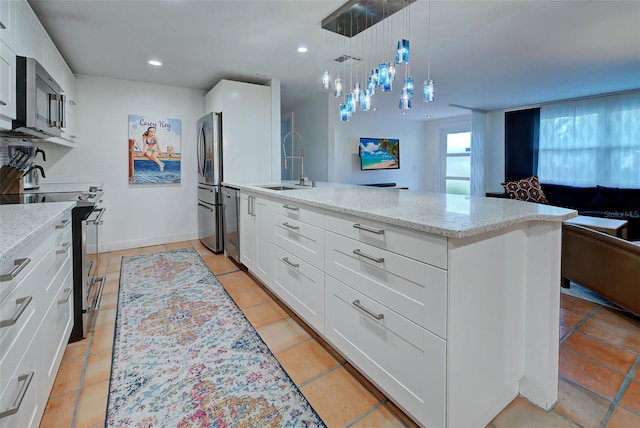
left=222, top=181, right=577, bottom=239
left=0, top=202, right=76, bottom=264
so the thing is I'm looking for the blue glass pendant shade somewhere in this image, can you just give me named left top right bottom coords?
left=367, top=77, right=376, bottom=96
left=401, top=39, right=410, bottom=63
left=423, top=79, right=435, bottom=102
left=360, top=90, right=371, bottom=111
left=405, top=77, right=414, bottom=96
left=346, top=93, right=356, bottom=114
left=395, top=40, right=403, bottom=64
left=379, top=63, right=391, bottom=92
left=340, top=103, right=349, bottom=121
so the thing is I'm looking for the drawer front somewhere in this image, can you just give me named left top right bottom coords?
left=0, top=230, right=55, bottom=303
left=43, top=228, right=72, bottom=304
left=325, top=231, right=448, bottom=339
left=324, top=211, right=448, bottom=269
left=272, top=212, right=324, bottom=270
left=271, top=244, right=324, bottom=334
left=0, top=334, right=41, bottom=428
left=52, top=213, right=72, bottom=243
left=325, top=275, right=446, bottom=428
left=271, top=198, right=324, bottom=228
left=40, top=264, right=73, bottom=401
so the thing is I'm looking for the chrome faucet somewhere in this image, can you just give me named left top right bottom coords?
left=282, top=131, right=307, bottom=186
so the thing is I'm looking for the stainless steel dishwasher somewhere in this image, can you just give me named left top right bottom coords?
left=222, top=186, right=240, bottom=263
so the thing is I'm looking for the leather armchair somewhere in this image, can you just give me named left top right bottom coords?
left=562, top=224, right=640, bottom=317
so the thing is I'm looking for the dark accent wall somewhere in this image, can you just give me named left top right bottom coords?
left=504, top=108, right=540, bottom=183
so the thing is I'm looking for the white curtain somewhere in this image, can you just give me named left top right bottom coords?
left=470, top=110, right=486, bottom=196
left=538, top=91, right=640, bottom=188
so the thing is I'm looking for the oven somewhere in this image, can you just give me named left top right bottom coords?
left=80, top=203, right=106, bottom=340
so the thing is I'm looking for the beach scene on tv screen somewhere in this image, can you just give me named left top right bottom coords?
left=360, top=138, right=399, bottom=170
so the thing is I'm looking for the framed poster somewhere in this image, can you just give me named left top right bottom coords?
left=128, top=115, right=181, bottom=184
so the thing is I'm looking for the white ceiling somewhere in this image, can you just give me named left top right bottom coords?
left=29, top=0, right=640, bottom=121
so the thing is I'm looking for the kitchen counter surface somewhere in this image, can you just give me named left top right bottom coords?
left=223, top=181, right=577, bottom=238
left=0, top=202, right=76, bottom=264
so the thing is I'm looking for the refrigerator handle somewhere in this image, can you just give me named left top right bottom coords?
left=197, top=122, right=203, bottom=176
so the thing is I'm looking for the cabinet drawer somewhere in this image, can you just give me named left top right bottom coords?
left=271, top=198, right=324, bottom=228
left=43, top=228, right=72, bottom=305
left=52, top=214, right=72, bottom=242
left=272, top=212, right=324, bottom=270
left=271, top=244, right=324, bottom=334
left=325, top=231, right=448, bottom=338
left=0, top=332, right=41, bottom=428
left=324, top=211, right=448, bottom=269
left=325, top=275, right=446, bottom=428
left=40, top=264, right=73, bottom=401
left=0, top=231, right=55, bottom=303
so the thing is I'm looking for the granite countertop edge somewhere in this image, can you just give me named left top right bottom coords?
left=0, top=202, right=76, bottom=264
left=223, top=181, right=577, bottom=239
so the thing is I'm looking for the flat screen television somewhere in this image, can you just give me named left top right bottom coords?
left=359, top=137, right=400, bottom=170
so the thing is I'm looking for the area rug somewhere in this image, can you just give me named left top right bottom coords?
left=106, top=248, right=325, bottom=427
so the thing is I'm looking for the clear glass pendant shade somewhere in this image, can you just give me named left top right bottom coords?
left=322, top=70, right=331, bottom=89
left=399, top=87, right=412, bottom=110
left=334, top=78, right=343, bottom=97
left=353, top=82, right=361, bottom=102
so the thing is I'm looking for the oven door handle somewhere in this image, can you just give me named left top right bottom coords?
left=88, top=207, right=106, bottom=225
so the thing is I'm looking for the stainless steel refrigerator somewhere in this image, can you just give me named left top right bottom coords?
left=197, top=112, right=223, bottom=252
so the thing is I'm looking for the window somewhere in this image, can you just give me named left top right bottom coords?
left=441, top=129, right=471, bottom=195
left=538, top=92, right=640, bottom=188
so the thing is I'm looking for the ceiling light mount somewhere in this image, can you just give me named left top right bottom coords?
left=321, top=0, right=416, bottom=38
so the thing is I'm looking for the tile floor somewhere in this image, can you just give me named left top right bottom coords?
left=39, top=241, right=640, bottom=428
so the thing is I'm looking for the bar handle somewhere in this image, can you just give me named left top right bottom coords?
left=58, top=288, right=73, bottom=304
left=0, top=258, right=31, bottom=282
left=0, top=297, right=33, bottom=328
left=353, top=223, right=385, bottom=235
left=282, top=222, right=300, bottom=230
left=282, top=204, right=299, bottom=211
left=198, top=186, right=213, bottom=192
left=0, top=372, right=35, bottom=419
left=198, top=203, right=213, bottom=212
left=55, top=219, right=70, bottom=229
left=56, top=242, right=71, bottom=255
left=353, top=249, right=384, bottom=264
left=282, top=257, right=300, bottom=269
left=352, top=300, right=384, bottom=320
left=0, top=100, right=7, bottom=106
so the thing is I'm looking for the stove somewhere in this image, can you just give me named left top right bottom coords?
left=0, top=184, right=106, bottom=342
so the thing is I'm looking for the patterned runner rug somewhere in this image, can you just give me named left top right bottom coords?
left=106, top=248, right=325, bottom=427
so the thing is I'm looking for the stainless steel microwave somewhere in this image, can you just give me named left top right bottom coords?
left=4, top=56, right=65, bottom=139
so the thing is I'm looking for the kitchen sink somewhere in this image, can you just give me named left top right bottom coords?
left=259, top=185, right=300, bottom=191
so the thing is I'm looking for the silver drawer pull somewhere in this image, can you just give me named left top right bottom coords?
left=0, top=258, right=31, bottom=282
left=353, top=223, right=385, bottom=234
left=0, top=372, right=35, bottom=419
left=353, top=249, right=384, bottom=263
left=282, top=257, right=300, bottom=269
left=56, top=242, right=72, bottom=254
left=58, top=288, right=73, bottom=304
left=198, top=202, right=213, bottom=212
left=0, top=296, right=33, bottom=328
left=282, top=204, right=299, bottom=211
left=55, top=219, right=70, bottom=229
left=352, top=300, right=384, bottom=320
left=282, top=222, right=299, bottom=230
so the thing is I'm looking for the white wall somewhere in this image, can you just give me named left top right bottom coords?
left=40, top=75, right=206, bottom=251
left=486, top=110, right=506, bottom=193
left=423, top=114, right=471, bottom=192
left=331, top=113, right=427, bottom=190
left=286, top=93, right=330, bottom=182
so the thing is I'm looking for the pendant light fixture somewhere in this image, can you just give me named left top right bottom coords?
left=423, top=0, right=435, bottom=103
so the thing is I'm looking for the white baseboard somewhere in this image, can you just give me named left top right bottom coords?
left=88, top=232, right=200, bottom=254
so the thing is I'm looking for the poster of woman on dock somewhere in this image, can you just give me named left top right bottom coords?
left=128, top=115, right=181, bottom=184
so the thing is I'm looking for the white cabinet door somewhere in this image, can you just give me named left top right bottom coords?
left=0, top=41, right=15, bottom=120
left=14, top=1, right=46, bottom=63
left=0, top=0, right=15, bottom=51
left=254, top=196, right=271, bottom=285
left=239, top=192, right=256, bottom=271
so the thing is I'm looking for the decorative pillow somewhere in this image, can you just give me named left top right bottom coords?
left=501, top=176, right=549, bottom=204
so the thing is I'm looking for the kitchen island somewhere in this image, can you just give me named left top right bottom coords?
left=223, top=181, right=577, bottom=428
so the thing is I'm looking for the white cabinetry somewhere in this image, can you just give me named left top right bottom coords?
left=0, top=210, right=73, bottom=427
left=0, top=0, right=16, bottom=51
left=205, top=80, right=272, bottom=182
left=239, top=191, right=270, bottom=284
left=13, top=1, right=45, bottom=64
left=0, top=41, right=15, bottom=122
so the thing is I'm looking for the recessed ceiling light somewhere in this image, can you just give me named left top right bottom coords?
left=148, top=60, right=162, bottom=66
left=426, top=115, right=432, bottom=119
left=297, top=46, right=308, bottom=53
